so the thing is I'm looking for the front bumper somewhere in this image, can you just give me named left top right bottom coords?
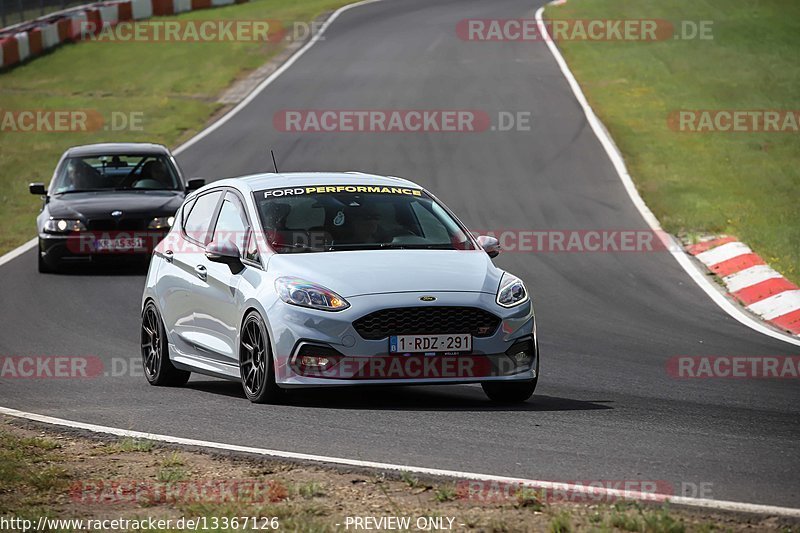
left=266, top=291, right=536, bottom=387
left=39, top=230, right=169, bottom=265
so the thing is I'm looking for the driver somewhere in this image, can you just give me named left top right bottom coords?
left=341, top=205, right=382, bottom=244
left=59, top=159, right=96, bottom=191
left=139, top=160, right=172, bottom=188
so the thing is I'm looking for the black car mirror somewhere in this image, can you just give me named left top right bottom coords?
left=206, top=240, right=244, bottom=273
left=186, top=178, right=205, bottom=191
left=29, top=183, right=46, bottom=195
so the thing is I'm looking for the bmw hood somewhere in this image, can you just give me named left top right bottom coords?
left=268, top=249, right=503, bottom=297
left=46, top=190, right=184, bottom=219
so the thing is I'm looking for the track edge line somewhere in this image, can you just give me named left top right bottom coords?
left=1, top=406, right=799, bottom=518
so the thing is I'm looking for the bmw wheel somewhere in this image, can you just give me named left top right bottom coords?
left=240, top=311, right=283, bottom=404
left=141, top=301, right=190, bottom=386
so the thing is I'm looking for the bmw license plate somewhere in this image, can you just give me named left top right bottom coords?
left=95, top=237, right=145, bottom=251
left=390, top=334, right=472, bottom=353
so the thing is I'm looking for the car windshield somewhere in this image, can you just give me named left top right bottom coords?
left=255, top=185, right=476, bottom=253
left=52, top=154, right=181, bottom=193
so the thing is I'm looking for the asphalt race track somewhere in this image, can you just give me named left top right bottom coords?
left=1, top=0, right=798, bottom=508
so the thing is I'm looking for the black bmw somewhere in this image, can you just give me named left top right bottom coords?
left=30, top=143, right=204, bottom=273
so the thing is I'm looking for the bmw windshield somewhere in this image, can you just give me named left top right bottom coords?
left=52, top=154, right=182, bottom=194
left=255, top=185, right=476, bottom=253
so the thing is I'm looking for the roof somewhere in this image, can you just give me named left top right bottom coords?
left=213, top=172, right=423, bottom=192
left=64, top=143, right=172, bottom=157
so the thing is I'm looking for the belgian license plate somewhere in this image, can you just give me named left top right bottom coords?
left=95, top=237, right=145, bottom=251
left=389, top=334, right=472, bottom=353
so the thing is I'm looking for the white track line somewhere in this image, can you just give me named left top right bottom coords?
left=534, top=3, right=800, bottom=347
left=2, top=406, right=798, bottom=518
left=0, top=237, right=36, bottom=267
left=171, top=0, right=383, bottom=156
left=1, top=0, right=799, bottom=520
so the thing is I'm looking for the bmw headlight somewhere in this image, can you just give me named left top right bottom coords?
left=496, top=273, right=529, bottom=308
left=276, top=277, right=350, bottom=311
left=43, top=219, right=86, bottom=234
left=148, top=216, right=175, bottom=229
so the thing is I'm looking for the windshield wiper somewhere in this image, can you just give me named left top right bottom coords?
left=114, top=187, right=176, bottom=191
left=325, top=243, right=457, bottom=251
left=270, top=242, right=319, bottom=253
left=54, top=188, right=109, bottom=194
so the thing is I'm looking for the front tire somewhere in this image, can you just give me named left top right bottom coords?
left=240, top=311, right=283, bottom=404
left=141, top=301, right=190, bottom=386
left=482, top=347, right=539, bottom=403
left=482, top=379, right=537, bottom=403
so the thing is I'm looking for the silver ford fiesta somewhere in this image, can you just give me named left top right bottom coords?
left=141, top=172, right=538, bottom=403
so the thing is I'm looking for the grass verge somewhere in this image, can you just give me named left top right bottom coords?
left=546, top=0, right=799, bottom=283
left=0, top=0, right=350, bottom=255
left=1, top=417, right=796, bottom=532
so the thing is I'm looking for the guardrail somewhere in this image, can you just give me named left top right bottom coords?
left=0, top=0, right=247, bottom=70
left=0, top=1, right=88, bottom=29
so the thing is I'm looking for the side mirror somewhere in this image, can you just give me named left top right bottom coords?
left=206, top=240, right=244, bottom=273
left=476, top=235, right=500, bottom=258
left=29, top=183, right=46, bottom=195
left=186, top=178, right=205, bottom=191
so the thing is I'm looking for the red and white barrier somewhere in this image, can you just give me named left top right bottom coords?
left=41, top=22, right=61, bottom=49
left=14, top=31, right=30, bottom=62
left=0, top=0, right=248, bottom=69
left=97, top=4, right=120, bottom=27
left=688, top=237, right=800, bottom=335
left=131, top=0, right=153, bottom=20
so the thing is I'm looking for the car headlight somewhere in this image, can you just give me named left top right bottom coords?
left=275, top=277, right=350, bottom=311
left=43, top=219, right=86, bottom=234
left=496, top=273, right=529, bottom=308
left=148, top=216, right=175, bottom=229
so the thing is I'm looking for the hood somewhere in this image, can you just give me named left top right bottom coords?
left=267, top=249, right=503, bottom=297
left=46, top=190, right=184, bottom=219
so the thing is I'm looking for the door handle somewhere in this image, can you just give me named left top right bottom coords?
left=194, top=264, right=207, bottom=281
left=164, top=250, right=173, bottom=263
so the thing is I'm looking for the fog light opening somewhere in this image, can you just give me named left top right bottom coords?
left=292, top=344, right=343, bottom=376
left=300, top=355, right=331, bottom=368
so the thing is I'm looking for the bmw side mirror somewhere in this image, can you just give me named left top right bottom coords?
left=476, top=235, right=501, bottom=258
left=29, top=182, right=46, bottom=195
left=206, top=240, right=244, bottom=273
left=186, top=178, right=205, bottom=191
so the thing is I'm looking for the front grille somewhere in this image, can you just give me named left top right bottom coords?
left=353, top=306, right=501, bottom=340
left=87, top=218, right=146, bottom=231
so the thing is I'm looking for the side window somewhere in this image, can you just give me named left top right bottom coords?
left=212, top=192, right=249, bottom=253
left=181, top=197, right=197, bottom=226
left=244, top=228, right=260, bottom=263
left=183, top=190, right=222, bottom=245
